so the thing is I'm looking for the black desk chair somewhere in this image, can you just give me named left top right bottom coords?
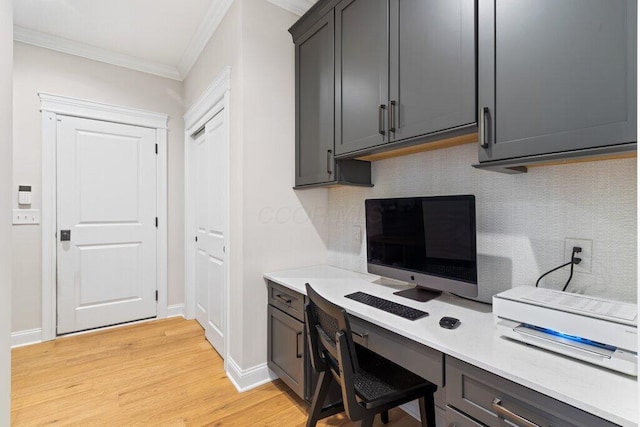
left=304, top=283, right=437, bottom=427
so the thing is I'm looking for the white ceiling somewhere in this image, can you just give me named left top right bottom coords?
left=13, top=0, right=315, bottom=81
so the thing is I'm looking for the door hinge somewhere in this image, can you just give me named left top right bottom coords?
left=155, top=144, right=158, bottom=154
left=155, top=290, right=158, bottom=301
left=155, top=217, right=158, bottom=228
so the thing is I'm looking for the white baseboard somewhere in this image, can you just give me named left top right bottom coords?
left=11, top=328, right=43, bottom=348
left=166, top=303, right=185, bottom=318
left=226, top=357, right=278, bottom=393
left=11, top=307, right=185, bottom=349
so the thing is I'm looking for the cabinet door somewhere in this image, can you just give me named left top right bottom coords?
left=389, top=0, right=476, bottom=143
left=478, top=0, right=637, bottom=163
left=335, top=0, right=389, bottom=156
left=268, top=305, right=305, bottom=399
left=295, top=12, right=335, bottom=186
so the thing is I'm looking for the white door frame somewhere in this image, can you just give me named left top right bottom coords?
left=40, top=93, right=169, bottom=341
left=184, top=66, right=231, bottom=365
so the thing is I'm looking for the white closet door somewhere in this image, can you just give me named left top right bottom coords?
left=194, top=110, right=227, bottom=356
left=56, top=116, right=157, bottom=334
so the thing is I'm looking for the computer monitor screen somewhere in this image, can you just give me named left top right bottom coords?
left=365, top=195, right=478, bottom=300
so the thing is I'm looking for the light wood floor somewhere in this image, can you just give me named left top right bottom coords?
left=12, top=317, right=420, bottom=426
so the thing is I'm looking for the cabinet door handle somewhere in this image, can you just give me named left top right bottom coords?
left=295, top=331, right=303, bottom=358
left=275, top=294, right=292, bottom=305
left=351, top=330, right=368, bottom=346
left=326, top=149, right=332, bottom=175
left=491, top=398, right=540, bottom=427
left=479, top=107, right=490, bottom=149
left=388, top=100, right=396, bottom=133
left=351, top=330, right=368, bottom=339
left=378, top=104, right=386, bottom=136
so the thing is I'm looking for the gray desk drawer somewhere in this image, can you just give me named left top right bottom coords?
left=268, top=281, right=305, bottom=322
left=446, top=356, right=617, bottom=427
left=446, top=405, right=484, bottom=427
left=350, top=316, right=444, bottom=387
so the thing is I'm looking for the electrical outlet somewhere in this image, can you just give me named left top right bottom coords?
left=564, top=238, right=592, bottom=274
left=352, top=225, right=362, bottom=245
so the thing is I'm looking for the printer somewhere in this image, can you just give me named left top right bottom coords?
left=493, top=286, right=638, bottom=376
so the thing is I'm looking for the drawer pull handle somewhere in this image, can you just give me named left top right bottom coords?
left=275, top=294, right=292, bottom=305
left=352, top=330, right=369, bottom=340
left=492, top=398, right=540, bottom=427
left=295, top=332, right=303, bottom=358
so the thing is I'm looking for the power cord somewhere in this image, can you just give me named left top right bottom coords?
left=535, top=246, right=582, bottom=291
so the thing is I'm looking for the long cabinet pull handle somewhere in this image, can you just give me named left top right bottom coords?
left=326, top=149, right=332, bottom=175
left=479, top=107, right=490, bottom=148
left=378, top=104, right=386, bottom=136
left=491, top=398, right=540, bottom=427
left=352, top=330, right=369, bottom=340
left=295, top=332, right=303, bottom=358
left=275, top=294, right=292, bottom=304
left=388, top=100, right=396, bottom=133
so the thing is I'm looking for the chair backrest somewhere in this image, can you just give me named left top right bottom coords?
left=305, top=283, right=365, bottom=420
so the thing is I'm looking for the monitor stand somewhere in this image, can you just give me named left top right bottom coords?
left=394, top=287, right=442, bottom=302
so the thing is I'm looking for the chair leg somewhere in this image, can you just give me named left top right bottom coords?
left=380, top=410, right=389, bottom=424
left=306, top=371, right=335, bottom=427
left=419, top=394, right=436, bottom=427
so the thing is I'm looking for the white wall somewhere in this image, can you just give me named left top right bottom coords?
left=327, top=143, right=637, bottom=303
left=238, top=0, right=329, bottom=368
left=12, top=43, right=186, bottom=333
left=184, top=0, right=329, bottom=372
left=0, top=0, right=13, bottom=422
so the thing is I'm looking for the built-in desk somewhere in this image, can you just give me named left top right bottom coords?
left=264, top=265, right=638, bottom=427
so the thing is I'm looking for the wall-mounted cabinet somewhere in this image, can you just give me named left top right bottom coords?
left=292, top=7, right=372, bottom=188
left=290, top=0, right=476, bottom=187
left=475, top=0, right=637, bottom=173
left=291, top=0, right=636, bottom=180
left=334, top=0, right=476, bottom=157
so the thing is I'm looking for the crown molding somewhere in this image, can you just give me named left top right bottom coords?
left=14, top=25, right=182, bottom=81
left=266, top=0, right=316, bottom=16
left=178, top=0, right=234, bottom=79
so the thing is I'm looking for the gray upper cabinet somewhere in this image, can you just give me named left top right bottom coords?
left=291, top=6, right=373, bottom=188
left=477, top=0, right=637, bottom=168
left=295, top=12, right=336, bottom=186
left=335, top=0, right=477, bottom=157
left=334, top=0, right=389, bottom=156
left=388, top=0, right=476, bottom=144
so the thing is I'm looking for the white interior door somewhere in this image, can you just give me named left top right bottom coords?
left=193, top=110, right=227, bottom=356
left=56, top=115, right=157, bottom=334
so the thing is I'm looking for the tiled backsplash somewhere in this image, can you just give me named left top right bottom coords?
left=327, top=143, right=637, bottom=303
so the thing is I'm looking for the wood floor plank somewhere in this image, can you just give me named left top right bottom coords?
left=12, top=317, right=421, bottom=426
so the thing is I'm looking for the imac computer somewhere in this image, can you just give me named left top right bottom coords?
left=365, top=195, right=478, bottom=302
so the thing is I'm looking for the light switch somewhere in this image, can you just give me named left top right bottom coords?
left=13, top=209, right=40, bottom=225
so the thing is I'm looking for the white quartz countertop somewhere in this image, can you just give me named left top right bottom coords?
left=264, top=265, right=638, bottom=427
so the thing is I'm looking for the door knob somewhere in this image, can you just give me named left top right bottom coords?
left=60, top=230, right=71, bottom=241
